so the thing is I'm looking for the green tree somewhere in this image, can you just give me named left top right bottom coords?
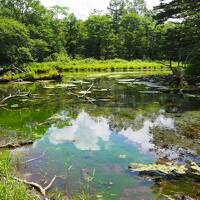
left=31, top=39, right=50, bottom=62
left=118, top=13, right=151, bottom=59
left=84, top=15, right=117, bottom=59
left=154, top=0, right=200, bottom=74
left=108, top=0, right=127, bottom=32
left=0, top=17, right=32, bottom=65
left=63, top=14, right=83, bottom=58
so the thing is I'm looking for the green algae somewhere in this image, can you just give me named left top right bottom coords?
left=128, top=162, right=200, bottom=177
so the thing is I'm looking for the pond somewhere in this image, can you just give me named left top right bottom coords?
left=0, top=74, right=200, bottom=199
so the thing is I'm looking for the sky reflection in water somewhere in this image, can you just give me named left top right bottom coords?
left=46, top=110, right=174, bottom=153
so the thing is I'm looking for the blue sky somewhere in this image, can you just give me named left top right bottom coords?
left=41, top=0, right=161, bottom=19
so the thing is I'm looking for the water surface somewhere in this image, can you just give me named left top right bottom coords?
left=0, top=74, right=200, bottom=199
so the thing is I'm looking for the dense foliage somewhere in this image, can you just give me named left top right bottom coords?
left=0, top=0, right=199, bottom=75
left=154, top=0, right=200, bottom=75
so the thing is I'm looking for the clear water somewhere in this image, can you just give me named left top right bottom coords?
left=0, top=74, right=200, bottom=199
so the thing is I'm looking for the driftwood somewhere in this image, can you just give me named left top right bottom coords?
left=13, top=176, right=58, bottom=200
left=0, top=141, right=33, bottom=149
left=0, top=92, right=31, bottom=104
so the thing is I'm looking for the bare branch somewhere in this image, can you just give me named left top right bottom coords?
left=13, top=175, right=61, bottom=200
left=0, top=92, right=31, bottom=104
left=44, top=176, right=57, bottom=191
left=80, top=82, right=94, bottom=98
left=13, top=176, right=47, bottom=199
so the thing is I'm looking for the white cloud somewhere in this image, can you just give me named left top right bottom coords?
left=41, top=0, right=160, bottom=19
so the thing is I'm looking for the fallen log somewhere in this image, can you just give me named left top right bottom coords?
left=0, top=74, right=62, bottom=84
left=22, top=74, right=63, bottom=82
left=0, top=141, right=33, bottom=149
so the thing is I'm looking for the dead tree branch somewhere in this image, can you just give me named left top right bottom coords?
left=80, top=82, right=94, bottom=98
left=0, top=92, right=31, bottom=104
left=13, top=176, right=58, bottom=200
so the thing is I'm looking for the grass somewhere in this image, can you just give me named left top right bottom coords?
left=2, top=58, right=177, bottom=80
left=0, top=151, right=91, bottom=200
left=0, top=151, right=36, bottom=200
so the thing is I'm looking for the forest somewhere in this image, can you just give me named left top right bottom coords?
left=0, top=0, right=199, bottom=76
left=0, top=0, right=200, bottom=200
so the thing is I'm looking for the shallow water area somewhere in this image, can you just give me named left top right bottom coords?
left=0, top=73, right=200, bottom=199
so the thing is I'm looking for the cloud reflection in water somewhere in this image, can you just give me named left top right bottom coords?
left=48, top=111, right=174, bottom=152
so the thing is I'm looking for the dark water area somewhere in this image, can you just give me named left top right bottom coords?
left=0, top=74, right=200, bottom=199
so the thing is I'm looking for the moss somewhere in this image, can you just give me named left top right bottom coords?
left=181, top=123, right=200, bottom=139
left=128, top=162, right=188, bottom=176
left=153, top=177, right=200, bottom=200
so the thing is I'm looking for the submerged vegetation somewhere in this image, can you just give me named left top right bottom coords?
left=0, top=77, right=200, bottom=199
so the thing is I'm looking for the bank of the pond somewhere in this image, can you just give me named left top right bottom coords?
left=0, top=150, right=88, bottom=199
left=0, top=151, right=37, bottom=200
left=0, top=59, right=174, bottom=82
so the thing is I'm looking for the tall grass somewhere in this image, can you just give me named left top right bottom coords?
left=3, top=59, right=176, bottom=80
left=0, top=151, right=36, bottom=200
